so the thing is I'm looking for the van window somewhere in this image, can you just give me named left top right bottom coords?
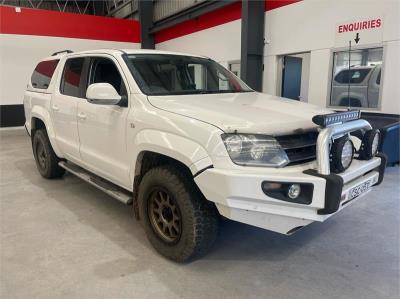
left=60, top=58, right=85, bottom=98
left=31, top=60, right=59, bottom=89
left=334, top=69, right=370, bottom=84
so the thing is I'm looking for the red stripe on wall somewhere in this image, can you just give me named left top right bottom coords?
left=265, top=0, right=301, bottom=12
left=154, top=2, right=242, bottom=44
left=0, top=6, right=140, bottom=43
left=155, top=0, right=301, bottom=44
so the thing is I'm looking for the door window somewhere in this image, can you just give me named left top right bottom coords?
left=60, top=58, right=85, bottom=98
left=88, top=57, right=127, bottom=96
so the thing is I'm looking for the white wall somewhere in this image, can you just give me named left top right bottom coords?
left=156, top=19, right=241, bottom=66
left=156, top=0, right=400, bottom=114
left=263, top=0, right=400, bottom=114
left=0, top=34, right=140, bottom=106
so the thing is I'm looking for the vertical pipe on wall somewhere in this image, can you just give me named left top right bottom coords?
left=240, top=0, right=265, bottom=91
left=139, top=0, right=155, bottom=49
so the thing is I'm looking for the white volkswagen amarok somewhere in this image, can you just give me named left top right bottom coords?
left=24, top=49, right=386, bottom=262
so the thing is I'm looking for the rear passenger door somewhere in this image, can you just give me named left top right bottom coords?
left=77, top=55, right=130, bottom=188
left=51, top=57, right=87, bottom=161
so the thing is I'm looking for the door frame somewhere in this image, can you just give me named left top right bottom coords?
left=277, top=51, right=311, bottom=102
left=325, top=43, right=386, bottom=111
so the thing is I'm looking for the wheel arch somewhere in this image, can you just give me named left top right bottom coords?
left=339, top=97, right=362, bottom=107
left=30, top=106, right=63, bottom=157
left=130, top=130, right=214, bottom=219
left=130, top=130, right=213, bottom=183
left=131, top=150, right=215, bottom=220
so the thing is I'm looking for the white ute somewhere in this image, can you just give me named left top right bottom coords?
left=24, top=49, right=386, bottom=262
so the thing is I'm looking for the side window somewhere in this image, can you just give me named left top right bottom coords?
left=334, top=69, right=370, bottom=84
left=60, top=58, right=85, bottom=97
left=31, top=59, right=59, bottom=89
left=88, top=57, right=127, bottom=96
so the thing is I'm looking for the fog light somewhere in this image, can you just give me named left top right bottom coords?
left=359, top=129, right=380, bottom=160
left=287, top=184, right=301, bottom=199
left=330, top=137, right=354, bottom=173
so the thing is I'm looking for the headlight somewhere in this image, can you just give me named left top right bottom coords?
left=221, top=134, right=289, bottom=167
left=359, top=129, right=380, bottom=160
left=330, top=136, right=354, bottom=173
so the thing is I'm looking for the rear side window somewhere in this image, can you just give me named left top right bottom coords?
left=334, top=69, right=370, bottom=84
left=60, top=58, right=85, bottom=97
left=31, top=60, right=59, bottom=89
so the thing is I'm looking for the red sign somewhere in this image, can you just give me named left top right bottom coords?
left=338, top=18, right=382, bottom=33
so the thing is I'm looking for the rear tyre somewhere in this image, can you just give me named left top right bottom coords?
left=138, top=165, right=219, bottom=262
left=32, top=129, right=65, bottom=179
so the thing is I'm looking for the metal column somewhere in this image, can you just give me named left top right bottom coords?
left=138, top=0, right=155, bottom=49
left=240, top=0, right=265, bottom=91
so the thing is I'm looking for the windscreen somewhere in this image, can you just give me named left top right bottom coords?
left=124, top=54, right=253, bottom=96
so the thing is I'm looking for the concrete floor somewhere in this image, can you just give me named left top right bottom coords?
left=0, top=129, right=399, bottom=299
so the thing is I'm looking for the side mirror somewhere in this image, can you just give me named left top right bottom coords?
left=86, top=83, right=121, bottom=105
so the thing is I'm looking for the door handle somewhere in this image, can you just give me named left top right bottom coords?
left=52, top=104, right=59, bottom=111
left=77, top=112, right=87, bottom=120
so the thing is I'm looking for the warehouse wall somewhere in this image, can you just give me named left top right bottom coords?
left=155, top=0, right=400, bottom=115
left=0, top=6, right=140, bottom=127
left=155, top=1, right=243, bottom=67
left=263, top=0, right=400, bottom=114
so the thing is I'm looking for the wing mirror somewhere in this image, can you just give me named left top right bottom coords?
left=86, top=83, right=122, bottom=105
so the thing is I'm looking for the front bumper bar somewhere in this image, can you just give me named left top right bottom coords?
left=304, top=153, right=386, bottom=215
left=316, top=119, right=372, bottom=175
left=195, top=155, right=386, bottom=234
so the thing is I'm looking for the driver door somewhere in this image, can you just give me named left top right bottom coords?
left=77, top=55, right=131, bottom=188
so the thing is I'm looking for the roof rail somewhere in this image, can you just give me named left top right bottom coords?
left=51, top=50, right=73, bottom=56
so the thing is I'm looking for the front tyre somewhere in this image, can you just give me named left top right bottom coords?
left=138, top=166, right=219, bottom=262
left=32, top=129, right=65, bottom=179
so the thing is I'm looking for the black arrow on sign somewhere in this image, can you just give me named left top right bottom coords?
left=354, top=32, right=360, bottom=44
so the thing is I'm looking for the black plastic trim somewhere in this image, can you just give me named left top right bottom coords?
left=374, top=153, right=387, bottom=186
left=261, top=181, right=314, bottom=205
left=193, top=165, right=214, bottom=178
left=52, top=50, right=73, bottom=56
left=24, top=124, right=30, bottom=136
left=303, top=169, right=344, bottom=215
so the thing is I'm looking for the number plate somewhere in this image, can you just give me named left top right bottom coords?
left=348, top=179, right=373, bottom=200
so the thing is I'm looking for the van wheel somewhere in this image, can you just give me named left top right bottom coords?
left=138, top=165, right=219, bottom=262
left=32, top=129, right=65, bottom=179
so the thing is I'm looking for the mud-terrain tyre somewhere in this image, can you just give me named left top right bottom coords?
left=138, top=165, right=219, bottom=262
left=32, top=129, right=65, bottom=179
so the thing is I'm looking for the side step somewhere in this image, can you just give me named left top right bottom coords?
left=59, top=161, right=133, bottom=205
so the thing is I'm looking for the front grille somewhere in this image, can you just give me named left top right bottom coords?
left=276, top=131, right=318, bottom=166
